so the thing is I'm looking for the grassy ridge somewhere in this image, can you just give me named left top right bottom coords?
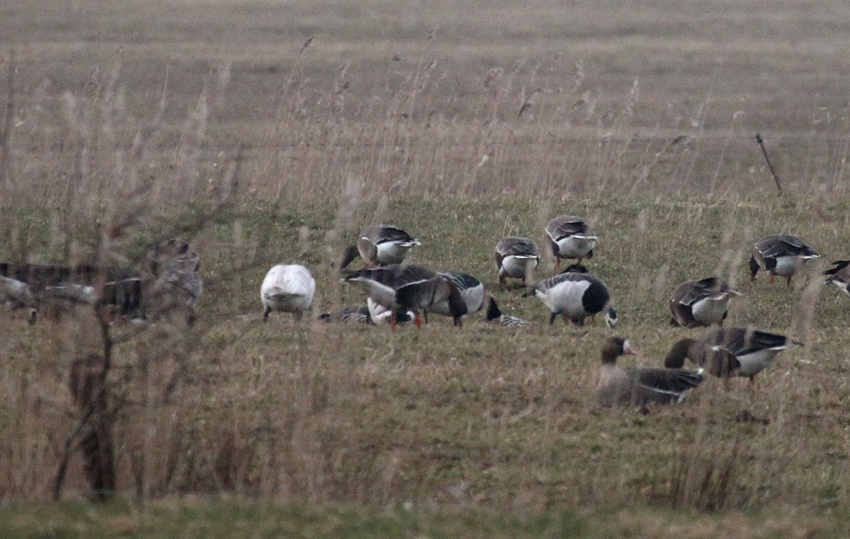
left=0, top=499, right=847, bottom=538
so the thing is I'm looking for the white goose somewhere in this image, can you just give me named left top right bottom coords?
left=261, top=264, right=316, bottom=322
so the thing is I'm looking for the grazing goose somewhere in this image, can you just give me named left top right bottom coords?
left=494, top=237, right=540, bottom=285
left=146, top=238, right=200, bottom=277
left=344, top=264, right=464, bottom=328
left=485, top=297, right=527, bottom=326
left=664, top=327, right=801, bottom=385
left=523, top=271, right=615, bottom=327
left=320, top=304, right=373, bottom=324
left=749, top=235, right=819, bottom=287
left=597, top=337, right=704, bottom=407
left=0, top=275, right=37, bottom=323
left=366, top=298, right=416, bottom=326
left=261, top=264, right=316, bottom=322
left=824, top=260, right=850, bottom=295
left=545, top=216, right=596, bottom=269
left=426, top=272, right=485, bottom=321
left=339, top=225, right=420, bottom=269
left=669, top=277, right=740, bottom=328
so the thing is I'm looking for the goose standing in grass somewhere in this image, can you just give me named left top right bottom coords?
left=344, top=264, right=465, bottom=328
left=494, top=237, right=540, bottom=286
left=261, top=264, right=315, bottom=322
left=664, top=327, right=801, bottom=386
left=545, top=216, right=596, bottom=269
left=749, top=234, right=819, bottom=287
left=523, top=271, right=616, bottom=327
left=597, top=337, right=704, bottom=407
left=0, top=275, right=37, bottom=323
left=824, top=260, right=850, bottom=295
left=485, top=297, right=527, bottom=326
left=339, top=225, right=420, bottom=269
left=669, top=277, right=740, bottom=328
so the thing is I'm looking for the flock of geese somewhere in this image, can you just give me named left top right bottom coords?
left=259, top=219, right=848, bottom=408
left=3, top=219, right=849, bottom=409
left=0, top=239, right=202, bottom=324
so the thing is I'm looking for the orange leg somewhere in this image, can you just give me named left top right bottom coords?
left=499, top=272, right=506, bottom=285
left=555, top=258, right=561, bottom=270
left=391, top=310, right=398, bottom=331
left=786, top=276, right=792, bottom=289
left=414, top=312, right=423, bottom=329
left=769, top=274, right=775, bottom=285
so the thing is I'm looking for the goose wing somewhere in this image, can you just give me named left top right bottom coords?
left=495, top=237, right=540, bottom=258
left=545, top=216, right=590, bottom=241
left=626, top=367, right=704, bottom=403
left=756, top=235, right=818, bottom=258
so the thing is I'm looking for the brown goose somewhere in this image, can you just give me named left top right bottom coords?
left=664, top=327, right=801, bottom=385
left=597, top=337, right=704, bottom=407
left=494, top=237, right=540, bottom=286
left=339, top=225, right=420, bottom=269
left=545, top=215, right=596, bottom=269
left=669, top=277, right=740, bottom=328
left=749, top=235, right=819, bottom=287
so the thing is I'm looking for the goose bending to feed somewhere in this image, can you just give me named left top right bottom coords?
left=339, top=225, right=420, bottom=269
left=494, top=237, right=540, bottom=286
left=426, top=272, right=485, bottom=321
left=523, top=271, right=616, bottom=327
left=320, top=304, right=372, bottom=324
left=749, top=235, right=818, bottom=287
left=261, top=264, right=316, bottom=322
left=545, top=216, right=596, bottom=269
left=0, top=275, right=37, bottom=323
left=824, top=260, right=850, bottom=295
left=664, top=327, right=801, bottom=386
left=485, top=297, right=527, bottom=326
left=344, top=264, right=465, bottom=328
left=669, top=277, right=740, bottom=328
left=366, top=298, right=416, bottom=326
left=597, top=337, right=704, bottom=407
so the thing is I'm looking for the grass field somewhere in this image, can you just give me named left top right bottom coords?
left=3, top=0, right=850, bottom=536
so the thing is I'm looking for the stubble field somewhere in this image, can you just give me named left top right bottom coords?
left=3, top=0, right=850, bottom=537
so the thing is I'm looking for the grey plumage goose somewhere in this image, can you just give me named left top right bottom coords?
left=824, top=260, right=850, bottom=295
left=340, top=225, right=420, bottom=269
left=669, top=277, right=740, bottom=328
left=0, top=275, right=37, bottom=323
left=426, top=271, right=485, bottom=321
left=485, top=297, right=527, bottom=326
left=545, top=215, right=596, bottom=269
left=320, top=304, right=372, bottom=324
left=664, top=327, right=801, bottom=385
left=597, top=337, right=704, bottom=407
left=523, top=271, right=615, bottom=327
left=344, top=264, right=465, bottom=328
left=494, top=237, right=540, bottom=285
left=749, top=235, right=819, bottom=287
